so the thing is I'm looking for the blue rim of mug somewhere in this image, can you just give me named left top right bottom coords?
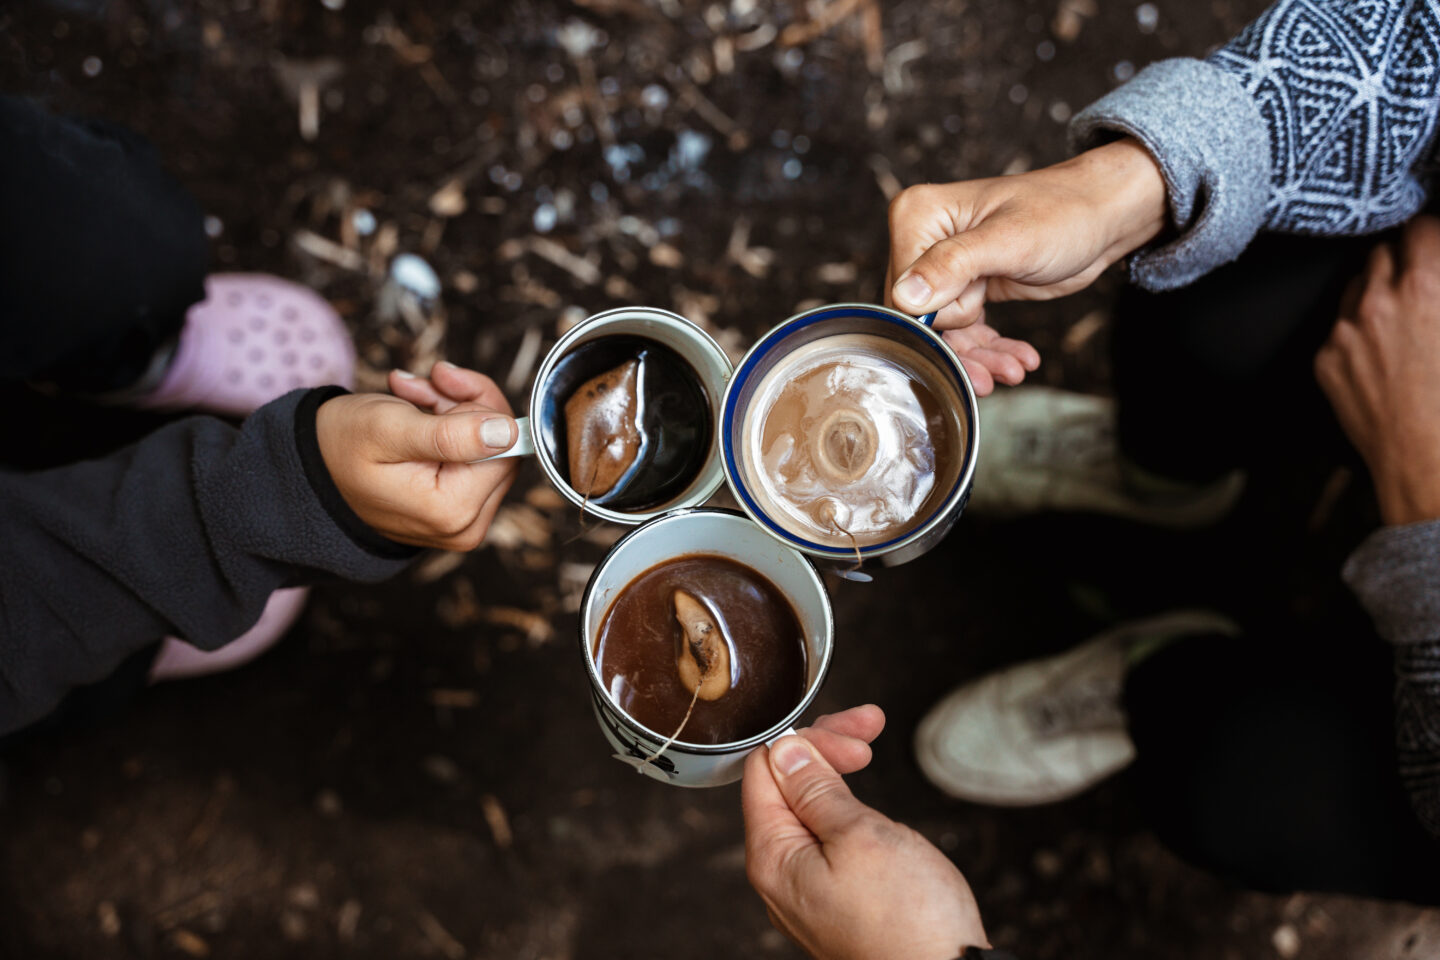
left=720, top=304, right=978, bottom=556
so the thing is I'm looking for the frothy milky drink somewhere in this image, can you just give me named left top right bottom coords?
left=738, top=333, right=965, bottom=548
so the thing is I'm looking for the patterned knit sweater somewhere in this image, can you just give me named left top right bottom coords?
left=1070, top=0, right=1440, bottom=841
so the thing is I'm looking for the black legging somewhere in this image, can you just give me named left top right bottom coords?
left=0, top=95, right=207, bottom=391
left=1112, top=231, right=1440, bottom=903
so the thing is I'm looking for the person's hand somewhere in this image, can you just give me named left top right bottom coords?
left=315, top=362, right=520, bottom=550
left=743, top=705, right=988, bottom=960
left=887, top=138, right=1167, bottom=395
left=1316, top=216, right=1440, bottom=526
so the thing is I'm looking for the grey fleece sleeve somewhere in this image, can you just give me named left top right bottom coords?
left=1071, top=58, right=1270, bottom=291
left=1072, top=0, right=1440, bottom=290
left=1343, top=520, right=1440, bottom=839
left=0, top=387, right=416, bottom=734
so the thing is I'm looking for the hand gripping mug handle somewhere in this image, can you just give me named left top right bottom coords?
left=470, top=415, right=536, bottom=462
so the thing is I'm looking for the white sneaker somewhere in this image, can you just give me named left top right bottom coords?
left=969, top=387, right=1245, bottom=528
left=914, top=610, right=1241, bottom=806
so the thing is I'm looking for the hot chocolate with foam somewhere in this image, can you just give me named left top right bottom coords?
left=738, top=333, right=965, bottom=548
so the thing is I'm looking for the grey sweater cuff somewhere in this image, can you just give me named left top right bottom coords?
left=1070, top=58, right=1270, bottom=291
left=1343, top=520, right=1440, bottom=646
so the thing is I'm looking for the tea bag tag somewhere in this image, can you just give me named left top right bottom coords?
left=764, top=726, right=798, bottom=747
left=612, top=753, right=675, bottom=782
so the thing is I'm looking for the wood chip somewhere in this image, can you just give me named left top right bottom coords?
left=292, top=230, right=366, bottom=271
left=480, top=794, right=514, bottom=849
left=97, top=901, right=121, bottom=938
left=726, top=218, right=774, bottom=278
left=649, top=241, right=684, bottom=268
left=867, top=154, right=902, bottom=200
left=412, top=550, right=467, bottom=584
left=525, top=485, right=569, bottom=512
left=436, top=578, right=481, bottom=628
left=428, top=689, right=480, bottom=709
left=417, top=911, right=466, bottom=960
left=429, top=179, right=468, bottom=217
left=779, top=0, right=868, bottom=47
left=421, top=755, right=461, bottom=785
left=1002, top=153, right=1033, bottom=176
left=185, top=774, right=235, bottom=853
left=733, top=23, right=777, bottom=52
left=1061, top=310, right=1106, bottom=353
left=487, top=504, right=553, bottom=550
left=505, top=325, right=545, bottom=396
left=480, top=606, right=554, bottom=646
left=169, top=929, right=211, bottom=958
left=817, top=262, right=857, bottom=284
left=337, top=900, right=362, bottom=944
left=1053, top=0, right=1098, bottom=42
left=526, top=237, right=603, bottom=285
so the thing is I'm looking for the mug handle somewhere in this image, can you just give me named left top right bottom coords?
left=470, top=415, right=536, bottom=461
left=916, top=311, right=938, bottom=327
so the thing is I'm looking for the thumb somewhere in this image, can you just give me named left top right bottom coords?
left=384, top=405, right=518, bottom=463
left=767, top=735, right=870, bottom=842
left=892, top=222, right=1016, bottom=316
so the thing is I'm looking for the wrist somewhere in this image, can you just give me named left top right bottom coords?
left=1067, top=137, right=1167, bottom=257
left=1375, top=473, right=1440, bottom=526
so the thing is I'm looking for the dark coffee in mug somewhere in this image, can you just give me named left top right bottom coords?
left=593, top=554, right=807, bottom=745
left=737, top=333, right=966, bottom=548
left=537, top=335, right=712, bottom=513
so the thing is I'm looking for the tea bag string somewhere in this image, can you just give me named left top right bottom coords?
left=562, top=458, right=603, bottom=548
left=830, top=514, right=865, bottom=575
left=641, top=682, right=701, bottom=769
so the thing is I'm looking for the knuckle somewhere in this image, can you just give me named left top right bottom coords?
left=889, top=184, right=930, bottom=221
left=430, top=420, right=465, bottom=462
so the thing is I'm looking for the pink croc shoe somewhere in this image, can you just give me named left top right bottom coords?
left=136, top=274, right=355, bottom=417
left=148, top=586, right=309, bottom=682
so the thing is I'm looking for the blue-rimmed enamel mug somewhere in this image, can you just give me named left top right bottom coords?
left=581, top=509, right=834, bottom=788
left=719, top=303, right=980, bottom=572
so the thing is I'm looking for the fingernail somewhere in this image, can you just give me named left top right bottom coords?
left=894, top=273, right=932, bottom=308
left=481, top=417, right=513, bottom=448
left=435, top=360, right=457, bottom=372
left=771, top=737, right=813, bottom=776
left=393, top=369, right=417, bottom=379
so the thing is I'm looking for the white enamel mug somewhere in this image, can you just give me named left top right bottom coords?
left=483, top=306, right=733, bottom=524
left=580, top=509, right=835, bottom=788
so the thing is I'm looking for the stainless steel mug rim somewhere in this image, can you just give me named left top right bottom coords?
left=579, top=507, right=835, bottom=755
left=526, top=306, right=733, bottom=524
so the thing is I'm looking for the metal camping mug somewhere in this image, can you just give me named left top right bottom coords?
left=580, top=509, right=835, bottom=788
left=719, top=303, right=980, bottom=573
left=481, top=306, right=733, bottom=524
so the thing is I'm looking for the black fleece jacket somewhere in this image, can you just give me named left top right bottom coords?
left=0, top=387, right=416, bottom=734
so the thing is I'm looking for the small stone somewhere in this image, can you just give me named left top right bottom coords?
left=1033, top=848, right=1063, bottom=879
left=97, top=901, right=121, bottom=937
left=82, top=56, right=102, bottom=77
left=1136, top=3, right=1159, bottom=33
left=422, top=755, right=461, bottom=784
left=1272, top=923, right=1301, bottom=959
left=390, top=253, right=441, bottom=301
left=279, top=909, right=309, bottom=942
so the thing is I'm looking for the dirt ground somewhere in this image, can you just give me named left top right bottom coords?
left=3, top=0, right=1440, bottom=957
